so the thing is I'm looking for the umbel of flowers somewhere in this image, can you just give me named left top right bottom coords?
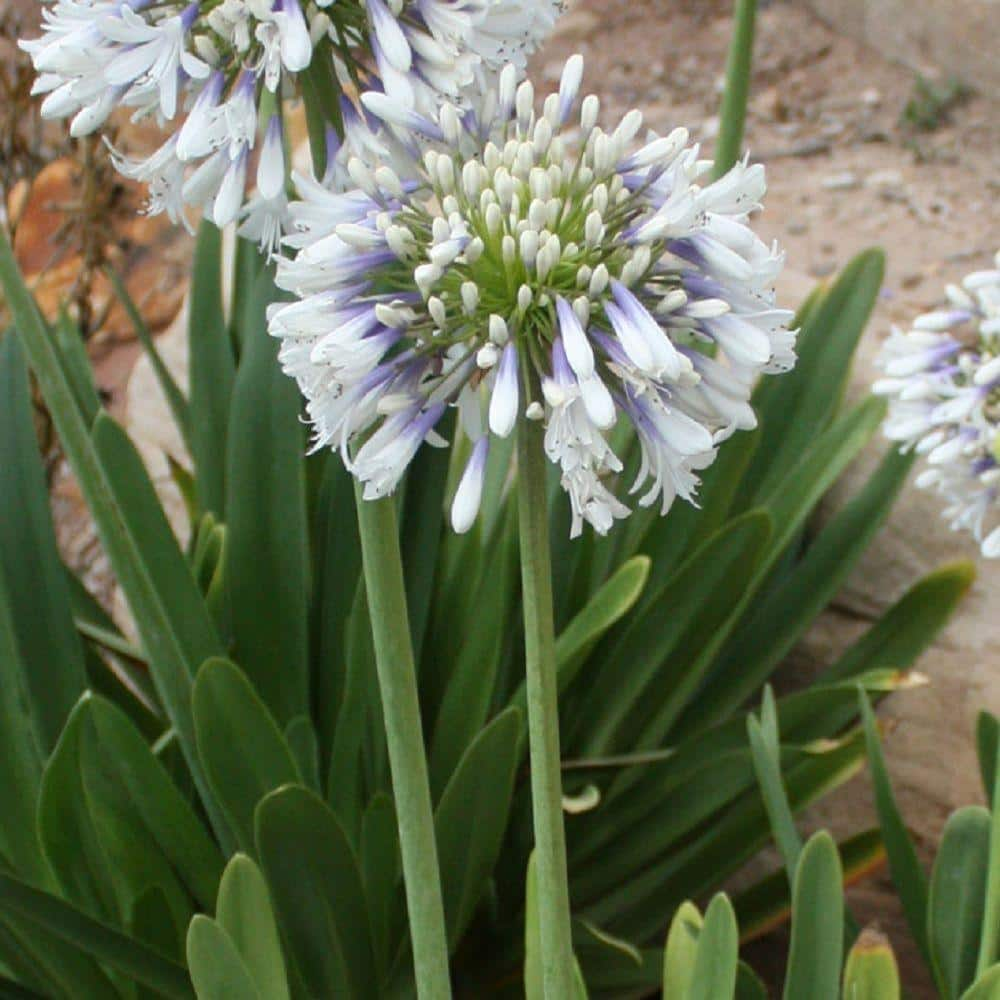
left=19, top=0, right=560, bottom=248
left=875, top=252, right=1000, bottom=557
left=268, top=55, right=796, bottom=538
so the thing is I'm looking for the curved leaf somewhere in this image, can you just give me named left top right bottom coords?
left=187, top=915, right=261, bottom=1000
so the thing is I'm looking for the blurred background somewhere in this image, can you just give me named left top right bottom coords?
left=2, top=1, right=998, bottom=994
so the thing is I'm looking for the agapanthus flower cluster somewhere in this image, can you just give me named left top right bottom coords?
left=874, top=252, right=1000, bottom=557
left=19, top=0, right=559, bottom=250
left=268, top=57, right=796, bottom=537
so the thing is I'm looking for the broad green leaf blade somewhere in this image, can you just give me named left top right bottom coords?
left=663, top=902, right=703, bottom=998
left=0, top=873, right=193, bottom=999
left=842, top=928, right=901, bottom=1000
left=188, top=220, right=234, bottom=517
left=686, top=894, right=738, bottom=1000
left=284, top=716, right=320, bottom=793
left=0, top=228, right=229, bottom=848
left=51, top=309, right=101, bottom=425
left=859, top=689, right=930, bottom=964
left=572, top=918, right=641, bottom=988
left=107, top=267, right=191, bottom=451
left=86, top=695, right=224, bottom=911
left=435, top=708, right=522, bottom=949
left=215, top=855, right=289, bottom=1000
left=193, top=658, right=300, bottom=852
left=783, top=832, right=843, bottom=1000
left=224, top=274, right=309, bottom=725
left=929, top=807, right=990, bottom=1000
left=0, top=334, right=88, bottom=753
left=130, top=885, right=182, bottom=966
left=186, top=915, right=262, bottom=1000
left=734, top=829, right=884, bottom=944
left=255, top=785, right=377, bottom=999
left=736, top=962, right=768, bottom=1000
left=740, top=249, right=885, bottom=504
left=822, top=562, right=975, bottom=684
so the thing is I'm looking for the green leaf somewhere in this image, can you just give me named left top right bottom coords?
left=572, top=511, right=771, bottom=757
left=85, top=694, right=224, bottom=910
left=0, top=333, right=88, bottom=753
left=0, top=568, right=47, bottom=885
left=978, top=713, right=998, bottom=807
left=962, top=964, right=1000, bottom=1000
left=107, top=267, right=191, bottom=450
left=842, top=928, right=900, bottom=1000
left=429, top=517, right=519, bottom=794
left=0, top=872, right=193, bottom=999
left=435, top=708, right=522, bottom=949
left=741, top=249, right=885, bottom=504
left=708, top=446, right=913, bottom=716
left=713, top=0, right=757, bottom=176
left=193, top=658, right=301, bottom=852
left=51, top=309, right=101, bottom=425
left=783, top=831, right=843, bottom=1000
left=663, top=902, right=703, bottom=998
left=215, top=855, right=289, bottom=1000
left=736, top=962, right=769, bottom=1000
left=360, top=794, right=401, bottom=977
left=686, top=894, right=738, bottom=1000
left=188, top=220, right=233, bottom=517
left=929, top=807, right=991, bottom=1000
left=822, top=562, right=975, bottom=684
left=0, top=229, right=229, bottom=846
left=224, top=273, right=309, bottom=724
left=255, top=785, right=377, bottom=999
left=284, top=716, right=321, bottom=793
left=858, top=689, right=930, bottom=964
left=187, top=915, right=261, bottom=1000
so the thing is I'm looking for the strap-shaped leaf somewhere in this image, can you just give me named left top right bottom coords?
left=224, top=272, right=309, bottom=725
left=858, top=689, right=930, bottom=964
left=686, top=894, right=738, bottom=1000
left=215, top=855, right=289, bottom=1000
left=188, top=220, right=233, bottom=517
left=360, top=794, right=401, bottom=978
left=435, top=708, right=522, bottom=950
left=0, top=334, right=87, bottom=754
left=663, top=902, right=702, bottom=997
left=0, top=873, right=193, bottom=999
left=187, top=915, right=262, bottom=1000
left=255, top=785, right=377, bottom=999
left=960, top=964, right=1000, bottom=1000
left=740, top=249, right=885, bottom=505
left=193, top=658, right=301, bottom=852
left=929, top=807, right=991, bottom=1000
left=842, top=928, right=900, bottom=1000
left=977, top=713, right=998, bottom=808
left=783, top=832, right=843, bottom=1000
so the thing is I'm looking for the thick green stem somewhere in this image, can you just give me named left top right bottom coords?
left=714, top=0, right=758, bottom=178
left=977, top=739, right=1000, bottom=975
left=516, top=415, right=576, bottom=999
left=353, top=488, right=452, bottom=1000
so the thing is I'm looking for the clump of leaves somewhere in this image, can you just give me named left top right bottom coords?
left=900, top=73, right=971, bottom=132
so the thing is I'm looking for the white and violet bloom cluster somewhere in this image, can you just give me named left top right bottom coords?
left=19, top=0, right=559, bottom=251
left=269, top=57, right=796, bottom=537
left=875, top=252, right=1000, bottom=557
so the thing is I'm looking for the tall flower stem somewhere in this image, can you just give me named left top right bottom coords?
left=353, top=487, right=453, bottom=1000
left=516, top=409, right=576, bottom=998
left=714, top=0, right=757, bottom=178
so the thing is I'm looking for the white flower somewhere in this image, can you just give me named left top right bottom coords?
left=268, top=57, right=795, bottom=536
left=874, top=251, right=1000, bottom=557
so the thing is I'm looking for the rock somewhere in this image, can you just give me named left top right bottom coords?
left=822, top=170, right=861, bottom=190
